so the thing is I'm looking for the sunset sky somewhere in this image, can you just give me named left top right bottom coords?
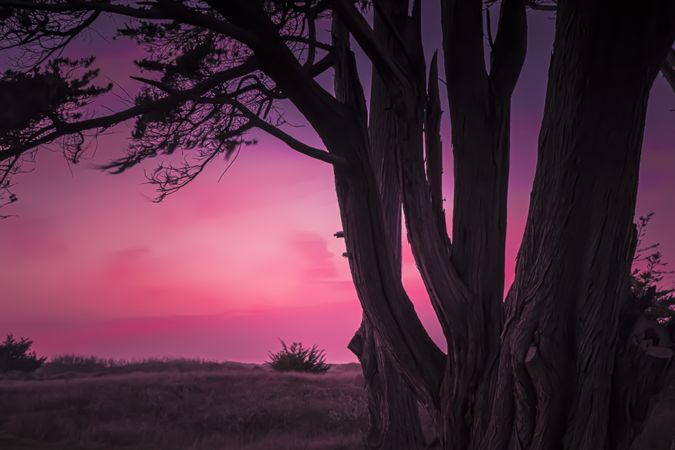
left=1, top=7, right=673, bottom=363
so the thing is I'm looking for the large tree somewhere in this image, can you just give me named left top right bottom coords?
left=1, top=1, right=673, bottom=449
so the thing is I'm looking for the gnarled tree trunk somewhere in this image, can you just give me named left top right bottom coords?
left=218, top=2, right=674, bottom=449
left=335, top=7, right=426, bottom=446
left=479, top=2, right=675, bottom=449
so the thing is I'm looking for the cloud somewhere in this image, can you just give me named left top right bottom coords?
left=288, top=231, right=338, bottom=281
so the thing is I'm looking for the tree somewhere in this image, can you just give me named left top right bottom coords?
left=0, top=1, right=673, bottom=449
left=0, top=334, right=46, bottom=373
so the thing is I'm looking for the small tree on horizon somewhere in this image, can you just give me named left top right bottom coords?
left=268, top=340, right=330, bottom=374
left=0, top=334, right=46, bottom=373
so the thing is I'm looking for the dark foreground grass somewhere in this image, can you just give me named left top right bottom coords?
left=0, top=361, right=367, bottom=450
left=0, top=359, right=672, bottom=450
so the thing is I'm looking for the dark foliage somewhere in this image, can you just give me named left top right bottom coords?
left=268, top=340, right=330, bottom=374
left=0, top=334, right=46, bottom=373
left=631, top=214, right=675, bottom=332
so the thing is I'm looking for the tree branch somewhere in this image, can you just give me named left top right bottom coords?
left=0, top=0, right=257, bottom=44
left=0, top=58, right=259, bottom=163
left=205, top=1, right=348, bottom=154
left=131, top=75, right=347, bottom=167
left=331, top=11, right=446, bottom=409
left=0, top=0, right=169, bottom=19
left=490, top=0, right=528, bottom=98
left=332, top=0, right=410, bottom=101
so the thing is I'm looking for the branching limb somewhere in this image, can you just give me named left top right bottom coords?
left=490, top=0, right=527, bottom=99
left=332, top=0, right=410, bottom=101
left=0, top=58, right=260, bottom=163
left=131, top=75, right=347, bottom=167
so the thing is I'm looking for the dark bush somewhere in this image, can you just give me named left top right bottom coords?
left=268, top=340, right=329, bottom=374
left=0, top=334, right=46, bottom=373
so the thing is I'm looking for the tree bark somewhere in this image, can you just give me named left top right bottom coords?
left=349, top=317, right=426, bottom=449
left=480, top=2, right=675, bottom=449
left=436, top=0, right=527, bottom=446
left=344, top=2, right=426, bottom=447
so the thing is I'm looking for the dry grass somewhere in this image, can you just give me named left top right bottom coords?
left=0, top=361, right=367, bottom=450
left=0, top=359, right=672, bottom=450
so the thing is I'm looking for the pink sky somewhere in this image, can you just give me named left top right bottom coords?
left=0, top=10, right=673, bottom=363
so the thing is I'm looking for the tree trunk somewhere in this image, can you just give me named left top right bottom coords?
left=218, top=3, right=674, bottom=449
left=479, top=2, right=675, bottom=449
left=349, top=317, right=426, bottom=449
left=335, top=11, right=426, bottom=448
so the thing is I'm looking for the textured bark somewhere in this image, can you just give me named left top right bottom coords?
left=438, top=0, right=527, bottom=446
left=344, top=2, right=425, bottom=447
left=481, top=2, right=675, bottom=449
left=329, top=13, right=446, bottom=415
left=349, top=318, right=425, bottom=449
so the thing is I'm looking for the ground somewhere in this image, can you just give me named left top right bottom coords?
left=0, top=360, right=367, bottom=450
left=0, top=359, right=671, bottom=450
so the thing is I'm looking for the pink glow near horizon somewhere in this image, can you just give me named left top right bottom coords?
left=0, top=11, right=673, bottom=363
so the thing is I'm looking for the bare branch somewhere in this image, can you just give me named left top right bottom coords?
left=332, top=0, right=409, bottom=100
left=0, top=1, right=169, bottom=20
left=131, top=75, right=348, bottom=167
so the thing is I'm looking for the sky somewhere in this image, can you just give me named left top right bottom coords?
left=0, top=6, right=673, bottom=363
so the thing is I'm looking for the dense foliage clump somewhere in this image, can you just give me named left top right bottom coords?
left=268, top=341, right=330, bottom=374
left=0, top=334, right=46, bottom=373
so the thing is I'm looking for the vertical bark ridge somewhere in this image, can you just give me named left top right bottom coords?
left=348, top=1, right=426, bottom=446
left=482, top=1, right=675, bottom=449
left=330, top=13, right=446, bottom=415
left=439, top=0, right=527, bottom=446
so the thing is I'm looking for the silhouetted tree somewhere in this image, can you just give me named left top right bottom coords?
left=0, top=334, right=46, bottom=373
left=0, top=2, right=673, bottom=449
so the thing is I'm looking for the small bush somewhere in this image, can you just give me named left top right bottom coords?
left=0, top=334, right=46, bottom=373
left=268, top=341, right=330, bottom=374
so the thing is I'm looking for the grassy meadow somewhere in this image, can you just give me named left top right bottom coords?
left=0, top=357, right=672, bottom=450
left=0, top=358, right=368, bottom=450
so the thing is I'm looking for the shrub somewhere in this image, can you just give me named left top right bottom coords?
left=0, top=334, right=46, bottom=373
left=268, top=340, right=330, bottom=373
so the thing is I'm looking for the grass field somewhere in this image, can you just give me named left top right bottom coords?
left=0, top=358, right=672, bottom=450
left=0, top=359, right=367, bottom=450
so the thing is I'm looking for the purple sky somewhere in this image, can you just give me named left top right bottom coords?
left=0, top=7, right=673, bottom=363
